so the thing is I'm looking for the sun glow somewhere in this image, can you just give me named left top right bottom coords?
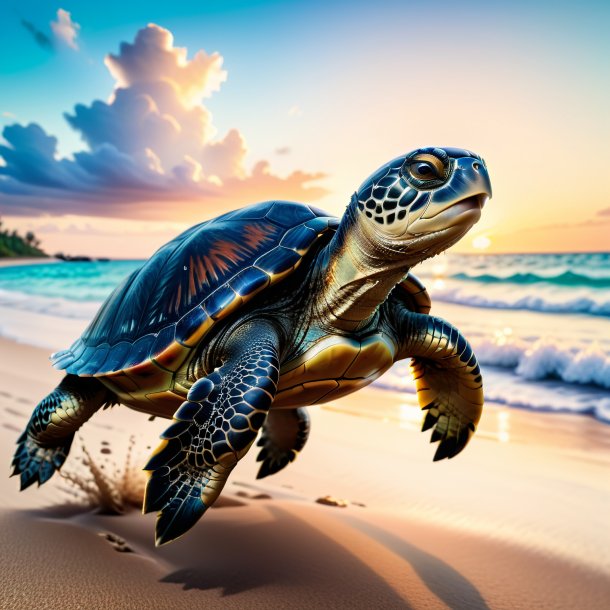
left=472, top=235, right=492, bottom=250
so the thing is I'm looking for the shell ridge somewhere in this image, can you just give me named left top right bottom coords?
left=61, top=202, right=338, bottom=376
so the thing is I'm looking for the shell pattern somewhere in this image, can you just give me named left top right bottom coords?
left=51, top=202, right=339, bottom=378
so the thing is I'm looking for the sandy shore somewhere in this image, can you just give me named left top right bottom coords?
left=0, top=257, right=60, bottom=268
left=1, top=336, right=609, bottom=609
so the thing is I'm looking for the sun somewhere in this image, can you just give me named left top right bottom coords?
left=472, top=235, right=492, bottom=250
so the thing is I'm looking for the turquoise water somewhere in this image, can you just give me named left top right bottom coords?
left=415, top=252, right=610, bottom=316
left=0, top=260, right=142, bottom=301
left=2, top=253, right=609, bottom=313
left=1, top=253, right=609, bottom=423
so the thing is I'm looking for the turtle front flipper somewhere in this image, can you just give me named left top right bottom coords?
left=143, top=319, right=281, bottom=546
left=12, top=375, right=114, bottom=490
left=256, top=407, right=310, bottom=479
left=394, top=310, right=484, bottom=461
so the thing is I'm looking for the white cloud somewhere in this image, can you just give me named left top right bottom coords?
left=0, top=24, right=327, bottom=219
left=50, top=9, right=80, bottom=50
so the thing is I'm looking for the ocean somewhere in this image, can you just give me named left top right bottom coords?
left=1, top=253, right=609, bottom=424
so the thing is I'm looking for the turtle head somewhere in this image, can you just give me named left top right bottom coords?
left=353, top=147, right=492, bottom=264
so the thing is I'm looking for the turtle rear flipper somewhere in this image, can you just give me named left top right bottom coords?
left=12, top=375, right=113, bottom=490
left=256, top=407, right=310, bottom=479
left=12, top=430, right=74, bottom=489
left=143, top=320, right=280, bottom=546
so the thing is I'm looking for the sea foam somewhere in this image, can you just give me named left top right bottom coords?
left=431, top=286, right=610, bottom=317
left=475, top=336, right=610, bottom=390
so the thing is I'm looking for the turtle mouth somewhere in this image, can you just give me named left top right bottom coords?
left=455, top=193, right=487, bottom=211
left=437, top=193, right=487, bottom=225
left=404, top=192, right=488, bottom=238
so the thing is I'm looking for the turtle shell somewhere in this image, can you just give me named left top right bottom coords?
left=51, top=201, right=339, bottom=377
left=398, top=273, right=431, bottom=314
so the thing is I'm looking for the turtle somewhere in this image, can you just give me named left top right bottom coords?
left=12, top=146, right=491, bottom=545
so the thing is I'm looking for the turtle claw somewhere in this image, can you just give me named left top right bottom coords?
left=421, top=410, right=437, bottom=432
left=256, top=451, right=292, bottom=480
left=153, top=474, right=208, bottom=546
left=420, top=402, right=477, bottom=461
left=144, top=456, right=224, bottom=546
left=11, top=432, right=73, bottom=490
left=254, top=407, right=309, bottom=480
left=433, top=436, right=457, bottom=461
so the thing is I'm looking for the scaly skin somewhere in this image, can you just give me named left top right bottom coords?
left=12, top=376, right=114, bottom=489
left=13, top=146, right=491, bottom=545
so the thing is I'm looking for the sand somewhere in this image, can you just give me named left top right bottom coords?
left=1, top=336, right=609, bottom=609
left=0, top=257, right=60, bottom=268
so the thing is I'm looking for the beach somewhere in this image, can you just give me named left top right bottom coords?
left=0, top=257, right=59, bottom=268
left=1, top=256, right=609, bottom=608
left=1, top=334, right=609, bottom=609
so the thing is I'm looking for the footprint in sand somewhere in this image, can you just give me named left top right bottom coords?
left=99, top=532, right=134, bottom=553
left=3, top=422, right=21, bottom=433
left=235, top=490, right=273, bottom=500
left=5, top=407, right=25, bottom=418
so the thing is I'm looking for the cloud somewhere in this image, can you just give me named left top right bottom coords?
left=275, top=146, right=291, bottom=155
left=50, top=9, right=80, bottom=50
left=105, top=25, right=224, bottom=102
left=21, top=19, right=54, bottom=51
left=597, top=208, right=610, bottom=216
left=20, top=9, right=80, bottom=53
left=0, top=24, right=327, bottom=219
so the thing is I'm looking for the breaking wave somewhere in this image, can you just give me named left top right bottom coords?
left=0, top=288, right=101, bottom=320
left=474, top=336, right=610, bottom=390
left=431, top=286, right=610, bottom=317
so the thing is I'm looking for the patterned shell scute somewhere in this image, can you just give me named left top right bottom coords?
left=51, top=201, right=337, bottom=376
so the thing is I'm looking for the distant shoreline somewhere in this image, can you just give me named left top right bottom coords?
left=0, top=257, right=61, bottom=269
left=455, top=250, right=610, bottom=256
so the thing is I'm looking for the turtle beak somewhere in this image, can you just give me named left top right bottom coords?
left=474, top=161, right=492, bottom=202
left=421, top=157, right=492, bottom=221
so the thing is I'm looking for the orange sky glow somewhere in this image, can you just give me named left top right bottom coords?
left=1, top=5, right=608, bottom=257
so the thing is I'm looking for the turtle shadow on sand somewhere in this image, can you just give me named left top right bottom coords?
left=347, top=517, right=491, bottom=610
left=156, top=506, right=488, bottom=608
left=157, top=506, right=410, bottom=605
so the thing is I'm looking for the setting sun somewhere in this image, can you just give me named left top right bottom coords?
left=472, top=235, right=492, bottom=250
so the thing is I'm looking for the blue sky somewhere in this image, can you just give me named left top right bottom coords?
left=1, top=1, right=609, bottom=255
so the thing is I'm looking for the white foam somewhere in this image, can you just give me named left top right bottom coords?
left=0, top=305, right=87, bottom=351
left=0, top=288, right=101, bottom=320
left=378, top=361, right=610, bottom=424
left=431, top=285, right=610, bottom=317
left=476, top=335, right=610, bottom=390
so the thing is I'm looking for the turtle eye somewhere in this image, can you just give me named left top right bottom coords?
left=401, top=151, right=451, bottom=189
left=409, top=161, right=438, bottom=180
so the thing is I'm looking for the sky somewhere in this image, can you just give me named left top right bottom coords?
left=0, top=0, right=608, bottom=257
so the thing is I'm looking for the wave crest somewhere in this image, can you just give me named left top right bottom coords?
left=432, top=287, right=610, bottom=317
left=451, top=270, right=610, bottom=288
left=476, top=336, right=610, bottom=390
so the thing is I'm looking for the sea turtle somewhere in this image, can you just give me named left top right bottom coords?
left=13, top=146, right=491, bottom=545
